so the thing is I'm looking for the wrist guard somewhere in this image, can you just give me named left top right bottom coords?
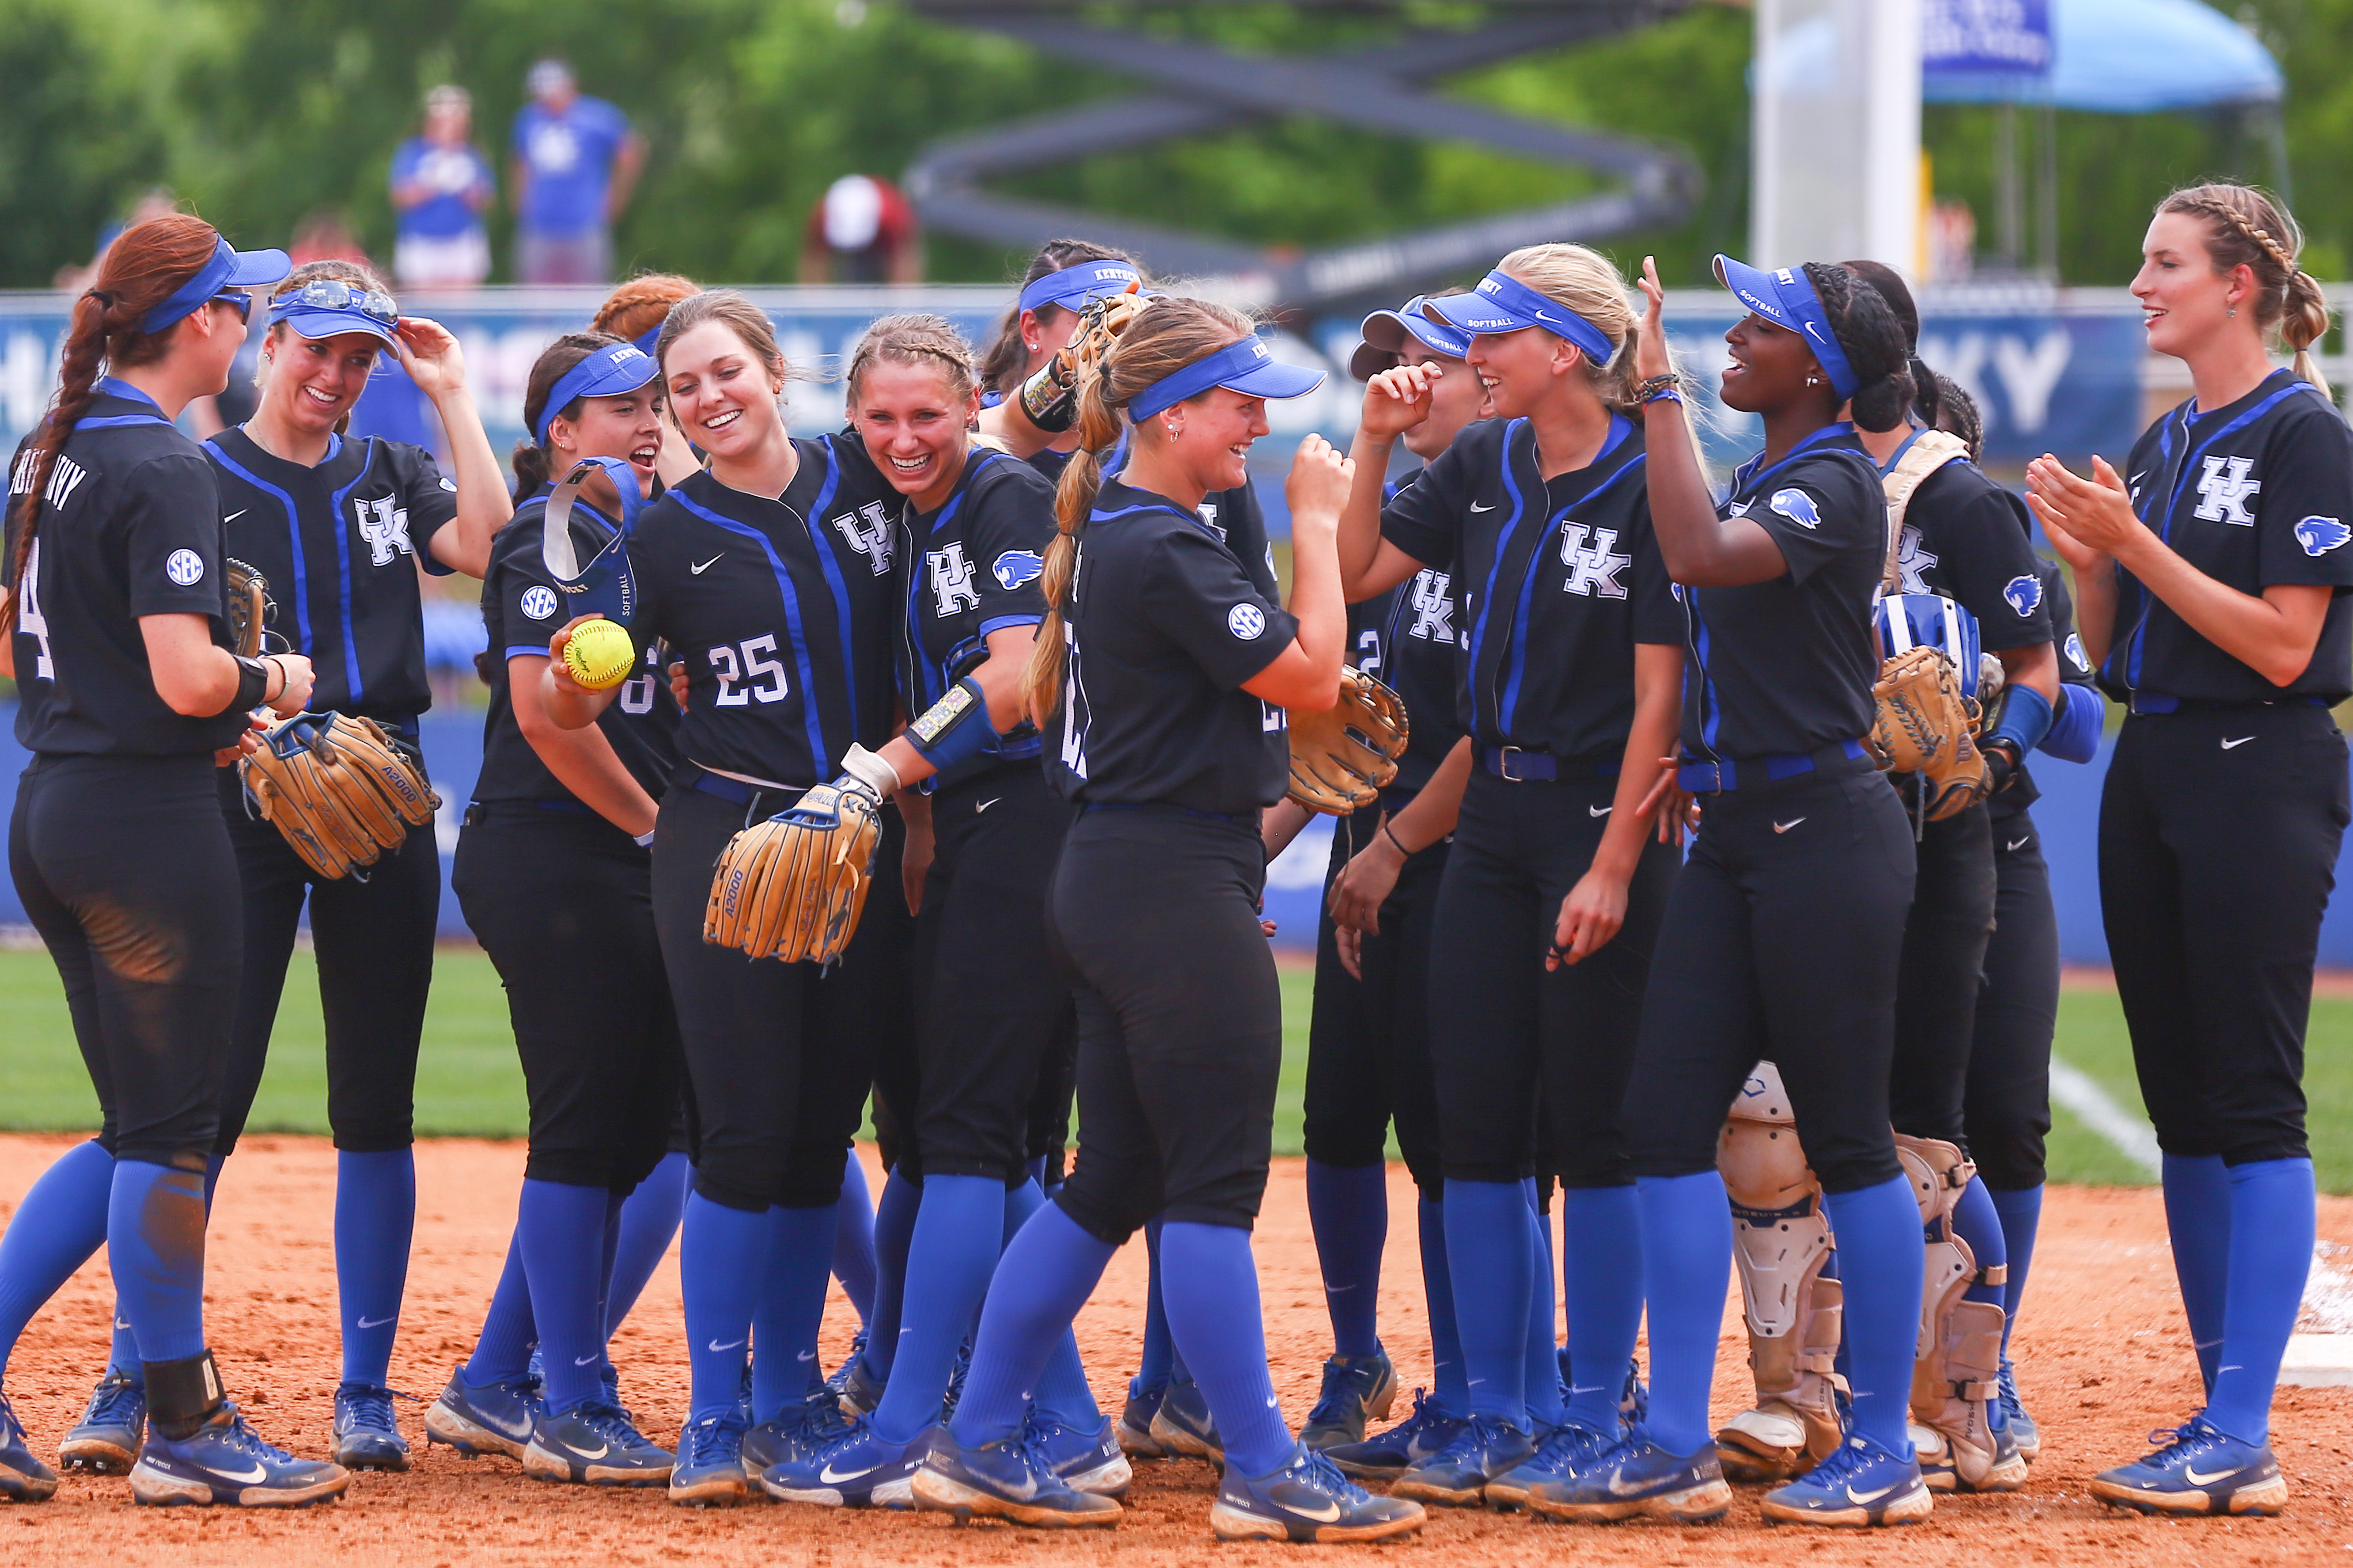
left=905, top=676, right=1003, bottom=786
left=224, top=654, right=271, bottom=716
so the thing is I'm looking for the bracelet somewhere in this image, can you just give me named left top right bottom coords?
left=1643, top=387, right=1684, bottom=407
left=1634, top=373, right=1680, bottom=402
left=262, top=655, right=285, bottom=705
left=1381, top=819, right=1411, bottom=857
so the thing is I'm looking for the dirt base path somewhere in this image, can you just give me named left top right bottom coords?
left=2, top=1135, right=2351, bottom=1564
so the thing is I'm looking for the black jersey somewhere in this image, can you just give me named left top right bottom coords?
left=7, top=385, right=249, bottom=756
left=1348, top=474, right=1466, bottom=795
left=1382, top=416, right=1681, bottom=764
left=1886, top=440, right=2053, bottom=651
left=628, top=434, right=900, bottom=787
left=1025, top=445, right=1279, bottom=597
left=204, top=426, right=460, bottom=724
left=897, top=447, right=1055, bottom=766
left=1680, top=424, right=1885, bottom=760
left=1992, top=557, right=2097, bottom=820
left=473, top=487, right=680, bottom=805
left=1045, top=476, right=1297, bottom=814
left=2105, top=369, right=2353, bottom=704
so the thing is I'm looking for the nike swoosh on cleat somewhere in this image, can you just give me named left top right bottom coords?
left=820, top=1460, right=881, bottom=1484
left=214, top=1461, right=268, bottom=1483
left=573, top=1440, right=610, bottom=1459
left=691, top=556, right=723, bottom=574
left=2184, top=1464, right=2240, bottom=1485
left=1290, top=1498, right=1344, bottom=1521
left=1846, top=1482, right=1900, bottom=1504
left=1607, top=1470, right=1654, bottom=1497
left=356, top=1315, right=396, bottom=1329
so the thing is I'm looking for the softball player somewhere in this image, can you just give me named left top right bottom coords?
left=1326, top=248, right=1685, bottom=1508
left=541, top=289, right=907, bottom=1507
left=0, top=215, right=349, bottom=1506
left=60, top=257, right=511, bottom=1476
left=421, top=333, right=681, bottom=1485
left=1530, top=256, right=1927, bottom=1528
left=902, top=297, right=1421, bottom=1543
left=2026, top=183, right=2353, bottom=1517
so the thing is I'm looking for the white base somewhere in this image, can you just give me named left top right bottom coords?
left=2279, top=1333, right=2353, bottom=1387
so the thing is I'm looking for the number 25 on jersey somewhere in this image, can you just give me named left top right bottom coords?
left=708, top=634, right=789, bottom=706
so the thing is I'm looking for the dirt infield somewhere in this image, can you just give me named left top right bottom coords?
left=2, top=1136, right=2351, bottom=1565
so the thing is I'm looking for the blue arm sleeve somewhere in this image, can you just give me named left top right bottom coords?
left=1987, top=682, right=2054, bottom=758
left=2037, top=682, right=2103, bottom=764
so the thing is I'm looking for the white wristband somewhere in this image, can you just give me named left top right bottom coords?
left=838, top=742, right=902, bottom=799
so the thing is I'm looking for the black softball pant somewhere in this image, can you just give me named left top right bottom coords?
left=1888, top=799, right=1998, bottom=1145
left=1428, top=769, right=1680, bottom=1188
left=11, top=754, right=241, bottom=1169
left=1624, top=761, right=1916, bottom=1194
left=1963, top=806, right=2058, bottom=1191
left=2102, top=704, right=2350, bottom=1166
left=213, top=762, right=438, bottom=1155
left=1051, top=807, right=1282, bottom=1243
left=1303, top=803, right=1447, bottom=1197
left=453, top=803, right=682, bottom=1193
left=651, top=776, right=909, bottom=1213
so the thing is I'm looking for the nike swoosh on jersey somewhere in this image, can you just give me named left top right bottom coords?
left=1469, top=501, right=1495, bottom=512
left=2222, top=735, right=2256, bottom=749
left=691, top=555, right=723, bottom=574
left=1773, top=818, right=1805, bottom=833
left=2007, top=837, right=2029, bottom=852
left=223, top=509, right=247, bottom=523
left=976, top=798, right=999, bottom=813
left=1589, top=804, right=1613, bottom=817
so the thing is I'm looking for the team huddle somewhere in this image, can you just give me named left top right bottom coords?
left=0, top=173, right=2344, bottom=1540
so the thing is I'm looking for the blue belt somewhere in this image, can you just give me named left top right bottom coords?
left=1678, top=738, right=1871, bottom=795
left=684, top=766, right=808, bottom=810
left=1476, top=745, right=1619, bottom=784
left=1080, top=800, right=1254, bottom=825
left=2130, top=690, right=2328, bottom=715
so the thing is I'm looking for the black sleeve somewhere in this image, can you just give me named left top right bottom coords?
left=967, top=462, right=1056, bottom=635
left=1379, top=436, right=1471, bottom=569
left=1749, top=468, right=1867, bottom=586
left=1625, top=500, right=1685, bottom=644
left=2256, top=401, right=2353, bottom=590
left=1140, top=527, right=1299, bottom=690
left=1934, top=473, right=2052, bottom=648
left=391, top=441, right=463, bottom=577
left=122, top=453, right=230, bottom=620
left=490, top=518, right=567, bottom=660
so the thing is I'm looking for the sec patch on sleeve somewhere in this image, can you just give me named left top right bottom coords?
left=1768, top=488, right=1821, bottom=529
left=164, top=548, right=205, bottom=586
left=2002, top=574, right=2044, bottom=616
left=1227, top=602, right=1267, bottom=640
left=520, top=584, right=559, bottom=621
left=2295, top=515, right=2351, bottom=556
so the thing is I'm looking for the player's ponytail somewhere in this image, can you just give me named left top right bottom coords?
left=2159, top=184, right=2334, bottom=402
left=1805, top=261, right=1913, bottom=434
left=515, top=331, right=624, bottom=502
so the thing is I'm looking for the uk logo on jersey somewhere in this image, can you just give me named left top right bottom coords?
left=1894, top=525, right=1938, bottom=594
left=1196, top=500, right=1226, bottom=542
left=2295, top=515, right=2351, bottom=556
left=2002, top=575, right=2043, bottom=616
left=2194, top=455, right=2260, bottom=525
left=355, top=496, right=412, bottom=566
left=832, top=501, right=894, bottom=574
left=993, top=549, right=1044, bottom=591
left=1768, top=488, right=1821, bottom=529
left=928, top=543, right=980, bottom=617
left=1557, top=523, right=1631, bottom=598
left=1407, top=570, right=1456, bottom=643
left=519, top=585, right=559, bottom=621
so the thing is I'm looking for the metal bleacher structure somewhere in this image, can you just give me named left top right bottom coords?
left=900, top=1, right=1702, bottom=317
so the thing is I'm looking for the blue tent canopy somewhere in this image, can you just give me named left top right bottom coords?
left=1924, top=0, right=2282, bottom=113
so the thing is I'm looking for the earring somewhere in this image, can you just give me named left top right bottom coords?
left=1806, top=374, right=1821, bottom=387
left=1164, top=415, right=1181, bottom=438
left=2229, top=305, right=2238, bottom=319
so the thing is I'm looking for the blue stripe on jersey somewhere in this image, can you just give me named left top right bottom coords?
left=1691, top=590, right=1722, bottom=753
left=1497, top=419, right=1641, bottom=739
left=203, top=439, right=316, bottom=663
left=1467, top=419, right=1531, bottom=736
left=804, top=442, right=861, bottom=752
left=75, top=415, right=170, bottom=430
left=668, top=489, right=832, bottom=773
left=1727, top=420, right=1858, bottom=503
left=324, top=438, right=373, bottom=707
left=977, top=614, right=1043, bottom=636
left=904, top=451, right=1004, bottom=711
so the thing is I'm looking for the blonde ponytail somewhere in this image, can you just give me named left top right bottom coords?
left=2159, top=183, right=2332, bottom=403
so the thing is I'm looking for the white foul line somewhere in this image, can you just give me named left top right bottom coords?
left=2047, top=1057, right=2160, bottom=1178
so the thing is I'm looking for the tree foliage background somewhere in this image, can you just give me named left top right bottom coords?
left=0, top=0, right=2337, bottom=292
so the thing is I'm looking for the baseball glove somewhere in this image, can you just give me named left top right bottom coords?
left=703, top=780, right=884, bottom=966
left=224, top=557, right=270, bottom=658
left=1019, top=283, right=1151, bottom=433
left=240, top=712, right=442, bottom=880
left=1286, top=665, right=1409, bottom=815
left=1869, top=645, right=1988, bottom=822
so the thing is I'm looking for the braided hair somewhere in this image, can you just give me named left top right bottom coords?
left=2157, top=183, right=2331, bottom=401
left=1801, top=262, right=1914, bottom=433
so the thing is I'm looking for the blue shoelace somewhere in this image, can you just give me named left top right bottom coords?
left=82, top=1375, right=145, bottom=1429
left=1306, top=1358, right=1385, bottom=1425
left=336, top=1385, right=403, bottom=1438
left=679, top=1410, right=747, bottom=1471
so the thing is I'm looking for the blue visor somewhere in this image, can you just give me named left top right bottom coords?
left=1352, top=295, right=1472, bottom=379
left=1128, top=335, right=1325, bottom=420
left=537, top=342, right=661, bottom=446
left=141, top=237, right=292, bottom=335
left=1018, top=261, right=1146, bottom=316
left=632, top=324, right=663, bottom=357
left=1712, top=255, right=1859, bottom=403
left=1423, top=270, right=1616, bottom=364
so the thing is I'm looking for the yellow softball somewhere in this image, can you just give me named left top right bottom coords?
left=562, top=617, right=635, bottom=690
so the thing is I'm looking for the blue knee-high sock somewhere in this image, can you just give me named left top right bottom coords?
left=1002, top=1179, right=1100, bottom=1429
left=1305, top=1159, right=1388, bottom=1361
left=751, top=1203, right=838, bottom=1423
left=870, top=1175, right=1004, bottom=1445
left=2204, top=1158, right=2315, bottom=1446
left=604, top=1151, right=688, bottom=1338
left=1445, top=1179, right=1532, bottom=1425
left=1823, top=1176, right=1925, bottom=1456
left=104, top=1152, right=224, bottom=1379
left=950, top=1202, right=1115, bottom=1447
left=1952, top=1178, right=2009, bottom=1309
left=465, top=1225, right=536, bottom=1387
left=862, top=1172, right=920, bottom=1380
left=681, top=1193, right=773, bottom=1420
left=596, top=1193, right=624, bottom=1379
left=1559, top=1185, right=1644, bottom=1434
left=518, top=1180, right=613, bottom=1414
left=1417, top=1198, right=1469, bottom=1413
left=833, top=1149, right=878, bottom=1326
left=1524, top=1198, right=1566, bottom=1427
left=1635, top=1174, right=1731, bottom=1457
left=0, top=1140, right=115, bottom=1384
left=109, top=1160, right=208, bottom=1366
left=2163, top=1153, right=2233, bottom=1395
left=335, top=1148, right=415, bottom=1388
left=1990, top=1185, right=2043, bottom=1353
left=1138, top=1216, right=1181, bottom=1389
left=1160, top=1221, right=1295, bottom=1476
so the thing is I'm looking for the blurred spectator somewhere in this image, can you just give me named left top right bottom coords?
left=510, top=59, right=643, bottom=286
left=291, top=210, right=372, bottom=267
left=800, top=173, right=920, bottom=284
left=54, top=187, right=179, bottom=290
left=391, top=85, right=495, bottom=290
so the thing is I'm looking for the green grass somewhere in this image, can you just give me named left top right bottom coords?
left=6, top=949, right=2348, bottom=1191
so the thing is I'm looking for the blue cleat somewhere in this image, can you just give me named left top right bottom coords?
left=1998, top=1358, right=2039, bottom=1463
left=1487, top=1417, right=1617, bottom=1512
left=911, top=1426, right=1122, bottom=1528
left=1323, top=1388, right=1469, bottom=1481
left=1027, top=1409, right=1132, bottom=1497
left=742, top=1387, right=854, bottom=1477
left=1760, top=1432, right=1933, bottom=1527
left=1525, top=1434, right=1733, bottom=1524
left=1, top=1394, right=59, bottom=1502
left=1299, top=1350, right=1399, bottom=1451
left=1146, top=1375, right=1223, bottom=1465
left=130, top=1404, right=349, bottom=1508
left=425, top=1369, right=540, bottom=1462
left=835, top=1349, right=886, bottom=1418
left=1117, top=1379, right=1168, bottom=1458
left=821, top=1330, right=868, bottom=1404
left=522, top=1399, right=673, bottom=1486
left=59, top=1368, right=146, bottom=1475
left=1392, top=1413, right=1535, bottom=1507
left=939, top=1337, right=973, bottom=1423
left=331, top=1383, right=411, bottom=1471
left=1211, top=1444, right=1425, bottom=1543
left=668, top=1409, right=751, bottom=1507
left=2089, top=1416, right=2287, bottom=1517
left=760, top=1417, right=927, bottom=1508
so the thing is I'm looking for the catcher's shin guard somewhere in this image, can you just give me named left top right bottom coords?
left=1894, top=1134, right=2024, bottom=1494
left=1715, top=1063, right=1846, bottom=1484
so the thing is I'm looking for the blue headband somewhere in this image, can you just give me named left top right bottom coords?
left=1421, top=270, right=1617, bottom=364
left=632, top=324, right=662, bottom=357
left=1712, top=255, right=1861, bottom=403
left=538, top=342, right=661, bottom=447
left=1128, top=335, right=1326, bottom=420
left=140, top=236, right=292, bottom=336
left=1019, top=262, right=1145, bottom=316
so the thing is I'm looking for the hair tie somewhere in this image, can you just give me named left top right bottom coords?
left=85, top=290, right=115, bottom=310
